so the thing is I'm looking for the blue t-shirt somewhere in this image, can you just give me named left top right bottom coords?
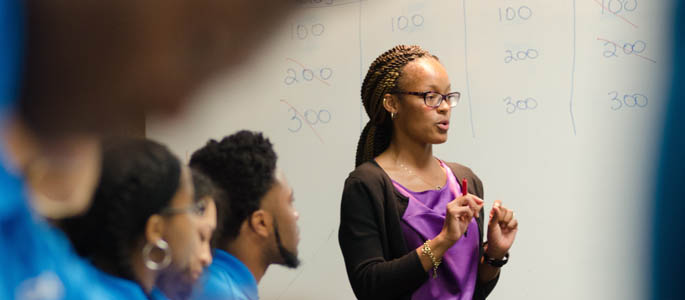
left=88, top=265, right=173, bottom=300
left=151, top=288, right=171, bottom=300
left=0, top=2, right=116, bottom=298
left=90, top=268, right=149, bottom=300
left=190, top=249, right=258, bottom=300
left=0, top=161, right=116, bottom=299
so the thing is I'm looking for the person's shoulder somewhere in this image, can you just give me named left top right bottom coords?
left=345, top=160, right=388, bottom=187
left=1, top=216, right=123, bottom=300
left=206, top=268, right=256, bottom=300
left=193, top=265, right=246, bottom=300
left=443, top=160, right=485, bottom=197
left=443, top=161, right=479, bottom=178
left=347, top=160, right=385, bottom=180
left=201, top=250, right=257, bottom=297
left=207, top=251, right=250, bottom=284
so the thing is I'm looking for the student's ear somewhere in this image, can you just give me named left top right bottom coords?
left=249, top=209, right=272, bottom=238
left=145, top=214, right=165, bottom=244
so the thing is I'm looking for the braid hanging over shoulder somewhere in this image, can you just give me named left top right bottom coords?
left=355, top=45, right=433, bottom=167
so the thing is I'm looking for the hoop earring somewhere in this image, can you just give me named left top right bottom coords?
left=391, top=112, right=396, bottom=119
left=142, top=239, right=172, bottom=270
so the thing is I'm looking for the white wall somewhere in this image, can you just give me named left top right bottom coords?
left=148, top=0, right=674, bottom=298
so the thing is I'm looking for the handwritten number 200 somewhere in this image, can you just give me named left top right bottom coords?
left=284, top=68, right=333, bottom=85
left=504, top=49, right=538, bottom=63
left=603, top=40, right=646, bottom=58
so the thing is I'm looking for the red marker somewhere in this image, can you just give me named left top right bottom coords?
left=461, top=178, right=469, bottom=237
left=461, top=178, right=468, bottom=196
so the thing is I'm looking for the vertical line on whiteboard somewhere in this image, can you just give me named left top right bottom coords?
left=359, top=0, right=364, bottom=133
left=462, top=0, right=476, bottom=138
left=569, top=0, right=577, bottom=135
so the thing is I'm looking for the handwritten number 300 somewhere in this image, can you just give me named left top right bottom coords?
left=288, top=108, right=331, bottom=132
left=608, top=91, right=648, bottom=110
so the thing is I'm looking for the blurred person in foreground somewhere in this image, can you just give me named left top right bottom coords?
left=651, top=1, right=685, bottom=299
left=0, top=0, right=295, bottom=298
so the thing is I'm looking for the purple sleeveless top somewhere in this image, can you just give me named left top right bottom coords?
left=391, top=160, right=479, bottom=300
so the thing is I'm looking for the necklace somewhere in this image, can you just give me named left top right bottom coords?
left=397, top=158, right=443, bottom=190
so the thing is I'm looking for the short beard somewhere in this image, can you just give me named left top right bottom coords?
left=273, top=221, right=300, bottom=268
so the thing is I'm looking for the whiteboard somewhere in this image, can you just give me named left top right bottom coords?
left=147, top=0, right=674, bottom=299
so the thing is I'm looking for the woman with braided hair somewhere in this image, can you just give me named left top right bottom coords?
left=339, top=45, right=519, bottom=300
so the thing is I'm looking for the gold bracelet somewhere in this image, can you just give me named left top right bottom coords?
left=422, top=240, right=442, bottom=279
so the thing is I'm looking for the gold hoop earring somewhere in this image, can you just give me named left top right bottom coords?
left=391, top=112, right=396, bottom=119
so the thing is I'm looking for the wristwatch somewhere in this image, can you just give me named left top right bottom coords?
left=483, top=252, right=509, bottom=267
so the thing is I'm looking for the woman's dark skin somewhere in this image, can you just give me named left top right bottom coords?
left=375, top=57, right=519, bottom=283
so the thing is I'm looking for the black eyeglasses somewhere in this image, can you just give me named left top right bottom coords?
left=391, top=91, right=461, bottom=108
left=159, top=199, right=208, bottom=217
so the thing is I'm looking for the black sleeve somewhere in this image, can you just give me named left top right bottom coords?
left=338, top=176, right=426, bottom=300
left=474, top=272, right=499, bottom=300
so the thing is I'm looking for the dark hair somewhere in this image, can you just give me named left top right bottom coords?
left=191, top=168, right=222, bottom=247
left=189, top=130, right=277, bottom=246
left=356, top=45, right=436, bottom=167
left=62, top=138, right=182, bottom=280
left=191, top=168, right=215, bottom=202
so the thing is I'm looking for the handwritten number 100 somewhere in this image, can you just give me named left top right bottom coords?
left=602, top=0, right=638, bottom=15
left=391, top=14, right=424, bottom=32
left=499, top=6, right=532, bottom=22
left=290, top=23, right=325, bottom=40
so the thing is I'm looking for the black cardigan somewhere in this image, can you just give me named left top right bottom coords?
left=338, top=160, right=499, bottom=300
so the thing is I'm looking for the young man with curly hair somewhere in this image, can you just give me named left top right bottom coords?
left=189, top=130, right=300, bottom=300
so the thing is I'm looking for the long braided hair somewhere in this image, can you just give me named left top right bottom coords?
left=355, top=45, right=435, bottom=167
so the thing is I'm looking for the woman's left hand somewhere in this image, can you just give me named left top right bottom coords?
left=485, top=200, right=518, bottom=258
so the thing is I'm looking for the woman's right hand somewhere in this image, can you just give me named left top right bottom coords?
left=417, top=194, right=484, bottom=272
left=438, top=194, right=484, bottom=245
